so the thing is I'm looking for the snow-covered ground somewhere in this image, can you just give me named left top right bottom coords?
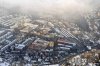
left=0, top=62, right=10, bottom=66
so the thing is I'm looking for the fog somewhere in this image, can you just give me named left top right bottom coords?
left=0, top=0, right=100, bottom=16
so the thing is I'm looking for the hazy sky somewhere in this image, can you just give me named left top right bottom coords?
left=0, top=0, right=100, bottom=15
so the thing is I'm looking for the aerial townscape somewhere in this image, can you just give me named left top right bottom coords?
left=0, top=0, right=100, bottom=66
